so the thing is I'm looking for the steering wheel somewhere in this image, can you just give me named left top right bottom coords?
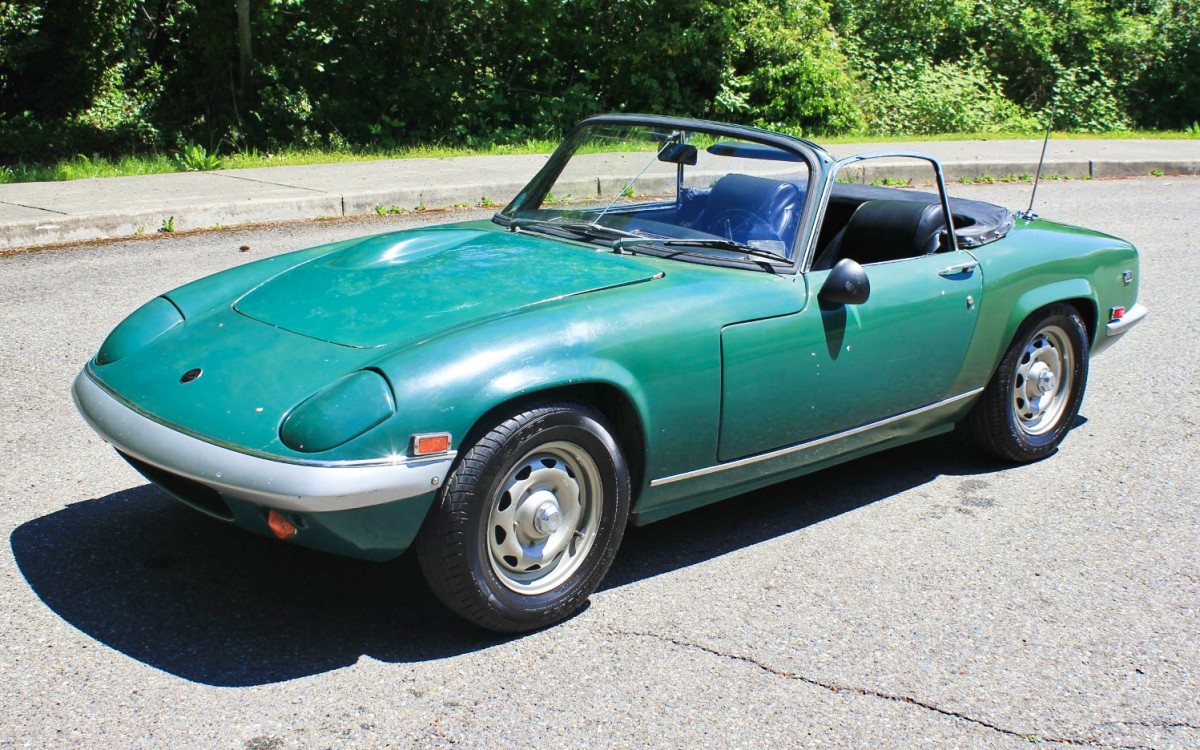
left=707, top=208, right=782, bottom=246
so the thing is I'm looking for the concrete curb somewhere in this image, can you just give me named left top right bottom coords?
left=840, top=159, right=1200, bottom=185
left=0, top=194, right=344, bottom=249
left=2, top=152, right=1198, bottom=251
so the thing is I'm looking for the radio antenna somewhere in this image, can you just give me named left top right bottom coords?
left=1018, top=99, right=1057, bottom=221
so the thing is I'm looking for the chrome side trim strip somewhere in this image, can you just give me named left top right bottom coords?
left=73, top=370, right=453, bottom=512
left=1105, top=303, right=1148, bottom=337
left=649, top=387, right=985, bottom=487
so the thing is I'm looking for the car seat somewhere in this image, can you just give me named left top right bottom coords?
left=691, top=174, right=804, bottom=257
left=810, top=200, right=947, bottom=271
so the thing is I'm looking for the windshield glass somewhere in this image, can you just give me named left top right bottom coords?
left=501, top=122, right=813, bottom=262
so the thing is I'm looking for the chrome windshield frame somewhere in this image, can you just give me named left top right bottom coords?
left=494, top=113, right=831, bottom=275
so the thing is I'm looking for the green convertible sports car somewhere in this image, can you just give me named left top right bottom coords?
left=74, top=114, right=1147, bottom=631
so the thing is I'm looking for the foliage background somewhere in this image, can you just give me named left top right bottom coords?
left=1, top=0, right=1197, bottom=162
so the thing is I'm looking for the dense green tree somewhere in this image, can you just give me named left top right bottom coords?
left=1, top=0, right=1197, bottom=162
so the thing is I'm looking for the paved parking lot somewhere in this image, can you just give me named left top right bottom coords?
left=1, top=177, right=1197, bottom=749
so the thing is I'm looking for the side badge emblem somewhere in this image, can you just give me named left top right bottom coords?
left=180, top=368, right=203, bottom=384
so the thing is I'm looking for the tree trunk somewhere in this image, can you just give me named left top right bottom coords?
left=236, top=0, right=253, bottom=94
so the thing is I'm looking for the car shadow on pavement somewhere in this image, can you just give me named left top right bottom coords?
left=10, top=484, right=496, bottom=687
left=603, top=430, right=1012, bottom=589
left=10, top=430, right=1013, bottom=688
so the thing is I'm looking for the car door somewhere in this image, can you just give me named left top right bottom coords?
left=718, top=249, right=982, bottom=461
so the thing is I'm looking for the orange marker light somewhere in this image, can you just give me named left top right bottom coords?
left=412, top=432, right=451, bottom=456
left=1110, top=306, right=1126, bottom=321
left=267, top=510, right=297, bottom=540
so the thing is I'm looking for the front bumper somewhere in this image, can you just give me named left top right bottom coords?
left=72, top=369, right=455, bottom=514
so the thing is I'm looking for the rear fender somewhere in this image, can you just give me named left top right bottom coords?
left=1005, top=279, right=1097, bottom=350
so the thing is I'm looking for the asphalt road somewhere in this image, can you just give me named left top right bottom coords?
left=1, top=178, right=1197, bottom=749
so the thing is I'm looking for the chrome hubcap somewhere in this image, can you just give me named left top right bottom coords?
left=531, top=498, right=563, bottom=535
left=1012, top=325, right=1074, bottom=436
left=1033, top=364, right=1056, bottom=394
left=486, top=442, right=602, bottom=595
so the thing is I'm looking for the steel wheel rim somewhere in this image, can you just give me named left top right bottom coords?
left=486, top=441, right=602, bottom=595
left=1012, top=324, right=1074, bottom=436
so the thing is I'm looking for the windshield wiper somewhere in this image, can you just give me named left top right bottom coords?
left=612, top=237, right=792, bottom=265
left=507, top=217, right=643, bottom=243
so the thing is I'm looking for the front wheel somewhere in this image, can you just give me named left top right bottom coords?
left=416, top=402, right=630, bottom=632
left=965, top=303, right=1089, bottom=462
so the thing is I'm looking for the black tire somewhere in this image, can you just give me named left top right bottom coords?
left=415, top=402, right=630, bottom=632
left=965, top=303, right=1089, bottom=462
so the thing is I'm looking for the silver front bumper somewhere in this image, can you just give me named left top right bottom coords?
left=73, top=369, right=454, bottom=513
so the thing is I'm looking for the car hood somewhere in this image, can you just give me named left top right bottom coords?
left=233, top=227, right=662, bottom=348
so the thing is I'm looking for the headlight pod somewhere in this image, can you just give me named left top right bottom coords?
left=95, top=297, right=184, bottom=365
left=280, top=370, right=396, bottom=453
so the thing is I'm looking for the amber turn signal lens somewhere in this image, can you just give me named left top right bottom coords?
left=267, top=510, right=297, bottom=540
left=412, top=432, right=451, bottom=456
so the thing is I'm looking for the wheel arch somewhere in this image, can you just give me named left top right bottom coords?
left=1060, top=296, right=1098, bottom=346
left=457, top=381, right=649, bottom=500
left=964, top=291, right=1092, bottom=463
left=1005, top=279, right=1098, bottom=353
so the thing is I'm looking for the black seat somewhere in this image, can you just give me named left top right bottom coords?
left=811, top=200, right=946, bottom=271
left=691, top=174, right=804, bottom=256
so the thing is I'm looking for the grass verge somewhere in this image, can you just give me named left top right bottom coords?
left=1, top=129, right=1196, bottom=185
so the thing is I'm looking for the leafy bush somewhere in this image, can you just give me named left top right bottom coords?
left=861, top=56, right=1035, bottom=135
left=1128, top=0, right=1200, bottom=128
left=832, top=0, right=1200, bottom=131
left=1, top=0, right=1198, bottom=165
left=714, top=0, right=864, bottom=134
left=1049, top=66, right=1133, bottom=132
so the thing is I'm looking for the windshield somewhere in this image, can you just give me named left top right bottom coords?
left=500, top=121, right=814, bottom=264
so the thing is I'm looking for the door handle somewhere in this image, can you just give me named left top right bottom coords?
left=939, top=260, right=979, bottom=277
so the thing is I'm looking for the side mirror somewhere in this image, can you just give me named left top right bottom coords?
left=819, top=258, right=871, bottom=306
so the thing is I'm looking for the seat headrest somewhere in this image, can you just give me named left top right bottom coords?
left=840, top=200, right=946, bottom=264
left=698, top=174, right=806, bottom=255
left=708, top=174, right=802, bottom=213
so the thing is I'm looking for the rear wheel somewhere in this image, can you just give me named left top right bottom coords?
left=965, top=303, right=1089, bottom=462
left=416, top=402, right=630, bottom=632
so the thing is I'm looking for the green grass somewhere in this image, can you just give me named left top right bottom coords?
left=812, top=128, right=1200, bottom=145
left=0, top=140, right=564, bottom=185
left=1, top=128, right=1196, bottom=185
left=0, top=153, right=182, bottom=183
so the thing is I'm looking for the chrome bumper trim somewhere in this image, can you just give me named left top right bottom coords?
left=1105, top=303, right=1148, bottom=337
left=73, top=370, right=453, bottom=513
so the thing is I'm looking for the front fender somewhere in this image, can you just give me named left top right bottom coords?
left=354, top=279, right=726, bottom=501
left=478, top=357, right=651, bottom=429
left=392, top=347, right=654, bottom=451
left=365, top=313, right=668, bottom=474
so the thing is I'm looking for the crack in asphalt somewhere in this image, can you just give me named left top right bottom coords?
left=607, top=629, right=1163, bottom=750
